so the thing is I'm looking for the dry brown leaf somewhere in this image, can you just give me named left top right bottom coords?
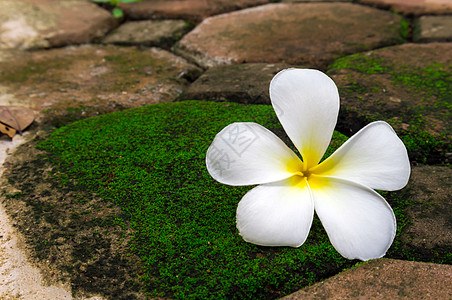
left=0, top=106, right=34, bottom=137
left=0, top=123, right=16, bottom=138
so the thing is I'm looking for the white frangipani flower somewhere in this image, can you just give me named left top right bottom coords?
left=206, top=68, right=410, bottom=261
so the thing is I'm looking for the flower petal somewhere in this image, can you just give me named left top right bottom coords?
left=310, top=176, right=396, bottom=261
left=269, top=69, right=340, bottom=169
left=236, top=177, right=314, bottom=247
left=206, top=122, right=302, bottom=186
left=312, top=121, right=410, bottom=191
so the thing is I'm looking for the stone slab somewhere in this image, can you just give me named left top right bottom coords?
left=0, top=45, right=202, bottom=126
left=358, top=0, right=452, bottom=15
left=414, top=16, right=452, bottom=42
left=0, top=0, right=116, bottom=50
left=327, top=43, right=451, bottom=162
left=174, top=3, right=403, bottom=69
left=396, top=165, right=452, bottom=254
left=103, top=20, right=189, bottom=48
left=283, top=259, right=452, bottom=299
left=120, top=0, right=271, bottom=22
left=179, top=63, right=292, bottom=104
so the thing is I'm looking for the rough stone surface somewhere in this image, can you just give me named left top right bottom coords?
left=327, top=43, right=451, bottom=161
left=414, top=16, right=452, bottom=42
left=174, top=3, right=403, bottom=69
left=180, top=63, right=292, bottom=104
left=103, top=20, right=189, bottom=48
left=358, top=0, right=452, bottom=15
left=397, top=165, right=452, bottom=253
left=120, top=0, right=271, bottom=22
left=0, top=0, right=116, bottom=50
left=0, top=45, right=202, bottom=125
left=283, top=259, right=452, bottom=299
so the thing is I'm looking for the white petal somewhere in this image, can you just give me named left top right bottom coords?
left=310, top=176, right=396, bottom=261
left=206, top=122, right=302, bottom=186
left=312, top=121, right=410, bottom=191
left=236, top=177, right=314, bottom=247
left=269, top=69, right=340, bottom=169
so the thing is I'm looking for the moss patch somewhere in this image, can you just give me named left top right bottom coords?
left=3, top=101, right=432, bottom=299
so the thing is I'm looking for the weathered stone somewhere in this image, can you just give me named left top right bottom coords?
left=0, top=45, right=202, bottom=125
left=358, top=0, right=452, bottom=15
left=397, top=165, right=452, bottom=253
left=414, top=16, right=452, bottom=42
left=174, top=3, right=404, bottom=69
left=120, top=0, right=271, bottom=22
left=103, top=20, right=189, bottom=48
left=0, top=0, right=116, bottom=50
left=327, top=43, right=451, bottom=162
left=180, top=63, right=293, bottom=104
left=283, top=259, right=452, bottom=299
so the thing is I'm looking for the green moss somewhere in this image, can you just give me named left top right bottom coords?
left=399, top=18, right=409, bottom=41
left=392, top=63, right=451, bottom=110
left=37, top=101, right=358, bottom=299
left=329, top=54, right=389, bottom=75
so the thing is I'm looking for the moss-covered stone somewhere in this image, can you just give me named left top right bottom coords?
left=2, top=101, right=350, bottom=299
left=328, top=43, right=452, bottom=164
left=2, top=101, right=439, bottom=298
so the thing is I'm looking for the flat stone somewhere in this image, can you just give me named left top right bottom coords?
left=0, top=0, right=116, bottom=50
left=327, top=43, right=451, bottom=162
left=174, top=3, right=403, bottom=69
left=414, top=16, right=452, bottom=42
left=283, top=259, right=452, bottom=299
left=0, top=45, right=202, bottom=126
left=120, top=0, right=271, bottom=22
left=358, top=0, right=452, bottom=15
left=103, top=20, right=189, bottom=48
left=180, top=63, right=291, bottom=104
left=396, top=165, right=452, bottom=254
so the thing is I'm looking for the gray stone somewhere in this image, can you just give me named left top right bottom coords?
left=119, top=0, right=272, bottom=22
left=414, top=16, right=452, bottom=42
left=0, top=45, right=202, bottom=125
left=174, top=3, right=403, bottom=69
left=358, top=0, right=452, bottom=15
left=283, top=259, right=452, bottom=299
left=180, top=63, right=292, bottom=104
left=103, top=20, right=189, bottom=48
left=0, top=0, right=116, bottom=50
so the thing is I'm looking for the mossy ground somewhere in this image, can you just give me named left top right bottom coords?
left=3, top=101, right=445, bottom=299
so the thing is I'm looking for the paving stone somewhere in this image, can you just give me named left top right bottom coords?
left=396, top=165, right=452, bottom=255
left=283, top=259, right=452, bottom=299
left=180, top=63, right=292, bottom=104
left=120, top=0, right=271, bottom=22
left=174, top=3, right=404, bottom=69
left=358, top=0, right=452, bottom=15
left=327, top=43, right=451, bottom=162
left=414, top=16, right=452, bottom=42
left=0, top=0, right=116, bottom=50
left=0, top=45, right=202, bottom=126
left=103, top=20, right=190, bottom=48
